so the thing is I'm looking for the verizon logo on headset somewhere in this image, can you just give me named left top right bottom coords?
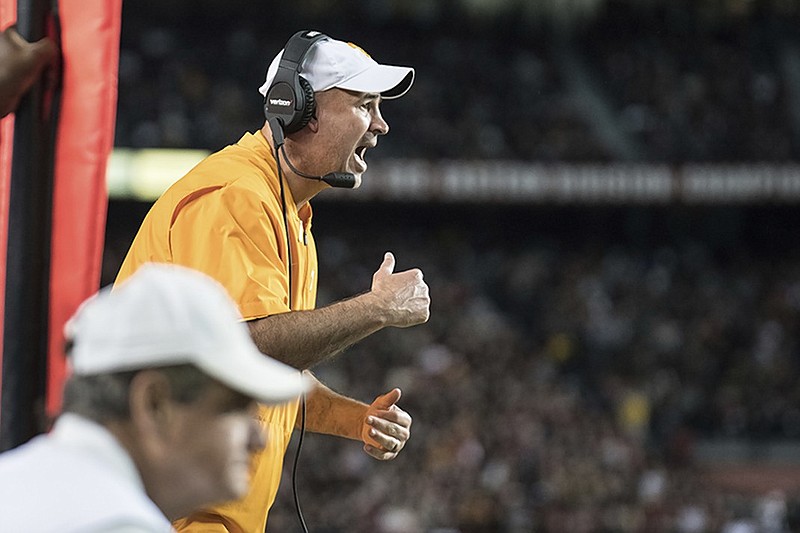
left=269, top=98, right=292, bottom=107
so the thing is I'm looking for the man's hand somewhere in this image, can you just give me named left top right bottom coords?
left=360, top=388, right=411, bottom=460
left=0, top=27, right=57, bottom=117
left=370, top=252, right=430, bottom=328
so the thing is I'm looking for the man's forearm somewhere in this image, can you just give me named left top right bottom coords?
left=299, top=374, right=412, bottom=458
left=247, top=293, right=387, bottom=369
left=300, top=375, right=367, bottom=439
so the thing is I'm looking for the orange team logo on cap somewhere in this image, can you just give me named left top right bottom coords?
left=346, top=42, right=372, bottom=59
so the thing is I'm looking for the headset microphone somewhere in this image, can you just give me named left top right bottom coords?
left=321, top=172, right=360, bottom=189
left=277, top=140, right=361, bottom=189
left=268, top=117, right=360, bottom=189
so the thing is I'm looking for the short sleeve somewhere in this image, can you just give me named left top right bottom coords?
left=168, top=183, right=290, bottom=320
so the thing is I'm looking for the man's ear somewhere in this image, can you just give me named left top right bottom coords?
left=128, top=370, right=175, bottom=451
left=306, top=113, right=319, bottom=133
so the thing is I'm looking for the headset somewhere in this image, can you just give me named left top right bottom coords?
left=263, top=30, right=358, bottom=190
left=263, top=30, right=328, bottom=138
left=262, top=30, right=330, bottom=533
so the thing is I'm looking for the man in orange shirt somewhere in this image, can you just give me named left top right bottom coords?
left=116, top=31, right=429, bottom=532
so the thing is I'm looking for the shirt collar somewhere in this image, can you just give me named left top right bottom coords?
left=50, top=413, right=145, bottom=493
left=238, top=130, right=314, bottom=225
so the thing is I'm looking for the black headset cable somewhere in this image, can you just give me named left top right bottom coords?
left=272, top=127, right=310, bottom=533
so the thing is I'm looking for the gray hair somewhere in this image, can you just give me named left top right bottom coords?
left=62, top=364, right=216, bottom=423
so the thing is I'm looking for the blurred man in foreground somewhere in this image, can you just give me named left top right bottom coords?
left=0, top=263, right=308, bottom=531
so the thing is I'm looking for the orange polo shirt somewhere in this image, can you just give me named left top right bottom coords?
left=116, top=130, right=317, bottom=533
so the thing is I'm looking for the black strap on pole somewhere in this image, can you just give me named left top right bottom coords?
left=0, top=0, right=59, bottom=452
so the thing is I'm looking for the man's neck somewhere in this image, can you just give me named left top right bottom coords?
left=261, top=122, right=326, bottom=208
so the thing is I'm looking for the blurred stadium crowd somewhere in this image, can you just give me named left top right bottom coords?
left=267, top=205, right=800, bottom=533
left=103, top=203, right=800, bottom=533
left=114, top=0, right=800, bottom=162
left=107, top=0, right=800, bottom=531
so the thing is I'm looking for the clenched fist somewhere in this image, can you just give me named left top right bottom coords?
left=369, top=252, right=430, bottom=328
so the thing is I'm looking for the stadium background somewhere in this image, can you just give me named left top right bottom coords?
left=104, top=1, right=800, bottom=531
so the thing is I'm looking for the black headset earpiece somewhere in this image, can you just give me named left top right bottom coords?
left=264, top=30, right=329, bottom=136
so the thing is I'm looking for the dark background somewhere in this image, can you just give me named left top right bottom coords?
left=106, top=1, right=800, bottom=531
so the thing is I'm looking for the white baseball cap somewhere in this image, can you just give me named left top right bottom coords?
left=66, top=263, right=308, bottom=405
left=258, top=34, right=414, bottom=99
